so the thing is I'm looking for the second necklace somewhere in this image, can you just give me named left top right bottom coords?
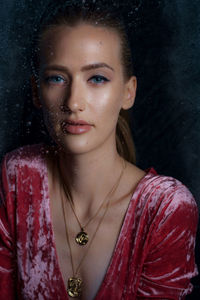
left=60, top=158, right=126, bottom=298
left=60, top=161, right=126, bottom=246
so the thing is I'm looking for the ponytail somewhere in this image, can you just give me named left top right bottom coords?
left=116, top=111, right=136, bottom=164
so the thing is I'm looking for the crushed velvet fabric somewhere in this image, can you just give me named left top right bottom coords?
left=0, top=144, right=198, bottom=299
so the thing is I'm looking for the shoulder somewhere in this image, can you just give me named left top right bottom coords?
left=134, top=169, right=198, bottom=297
left=139, top=168, right=198, bottom=229
left=147, top=168, right=196, bottom=207
left=126, top=163, right=197, bottom=215
left=1, top=144, right=47, bottom=176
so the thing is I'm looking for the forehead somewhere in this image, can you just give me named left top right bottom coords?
left=39, top=24, right=122, bottom=70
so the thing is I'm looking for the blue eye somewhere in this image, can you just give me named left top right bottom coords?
left=89, top=75, right=109, bottom=84
left=45, top=75, right=66, bottom=84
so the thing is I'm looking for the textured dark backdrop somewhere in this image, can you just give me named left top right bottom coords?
left=0, top=0, right=199, bottom=297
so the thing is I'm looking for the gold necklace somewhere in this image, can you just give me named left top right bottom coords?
left=62, top=182, right=112, bottom=246
left=60, top=159, right=126, bottom=298
left=59, top=159, right=126, bottom=246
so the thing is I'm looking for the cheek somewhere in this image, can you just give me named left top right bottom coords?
left=39, top=93, right=61, bottom=132
left=42, top=107, right=62, bottom=140
left=42, top=107, right=57, bottom=131
left=42, top=106, right=60, bottom=134
left=89, top=86, right=123, bottom=121
left=39, top=84, right=66, bottom=109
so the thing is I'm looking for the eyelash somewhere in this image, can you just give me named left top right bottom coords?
left=88, top=75, right=109, bottom=85
left=43, top=74, right=110, bottom=86
left=44, top=75, right=67, bottom=85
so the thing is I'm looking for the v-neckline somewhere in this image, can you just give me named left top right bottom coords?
left=93, top=167, right=156, bottom=299
left=43, top=154, right=155, bottom=299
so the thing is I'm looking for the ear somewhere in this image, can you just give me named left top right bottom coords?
left=31, top=75, right=42, bottom=109
left=121, top=76, right=137, bottom=110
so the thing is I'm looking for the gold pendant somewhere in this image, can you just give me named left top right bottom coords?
left=75, top=230, right=89, bottom=246
left=67, top=277, right=82, bottom=298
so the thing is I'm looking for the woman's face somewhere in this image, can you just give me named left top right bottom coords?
left=34, top=24, right=136, bottom=155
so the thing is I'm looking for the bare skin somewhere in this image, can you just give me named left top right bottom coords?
left=33, top=24, right=146, bottom=299
left=47, top=153, right=145, bottom=300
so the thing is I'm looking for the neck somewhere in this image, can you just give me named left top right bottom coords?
left=56, top=144, right=123, bottom=212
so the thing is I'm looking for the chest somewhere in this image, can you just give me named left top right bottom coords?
left=50, top=192, right=131, bottom=300
left=16, top=172, right=150, bottom=300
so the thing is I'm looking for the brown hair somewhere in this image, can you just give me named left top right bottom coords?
left=32, top=1, right=136, bottom=163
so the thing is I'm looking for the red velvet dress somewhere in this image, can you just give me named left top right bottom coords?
left=0, top=144, right=198, bottom=299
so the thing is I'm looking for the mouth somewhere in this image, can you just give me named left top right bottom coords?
left=61, top=120, right=92, bottom=134
left=63, top=120, right=91, bottom=126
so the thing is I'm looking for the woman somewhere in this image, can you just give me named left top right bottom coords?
left=0, top=1, right=198, bottom=299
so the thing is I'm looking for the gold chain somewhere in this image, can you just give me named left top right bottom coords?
left=62, top=180, right=109, bottom=246
left=59, top=158, right=126, bottom=298
left=67, top=188, right=109, bottom=230
left=59, top=158, right=126, bottom=246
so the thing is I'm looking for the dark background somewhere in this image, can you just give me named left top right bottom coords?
left=0, top=0, right=199, bottom=297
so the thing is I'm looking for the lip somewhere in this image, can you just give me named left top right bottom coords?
left=63, top=119, right=91, bottom=125
left=61, top=120, right=92, bottom=134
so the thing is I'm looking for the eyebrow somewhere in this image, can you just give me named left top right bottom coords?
left=42, top=63, right=114, bottom=74
left=81, top=63, right=114, bottom=72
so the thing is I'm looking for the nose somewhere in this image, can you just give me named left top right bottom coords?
left=62, top=77, right=86, bottom=113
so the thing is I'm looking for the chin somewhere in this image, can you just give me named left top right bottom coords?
left=53, top=134, right=94, bottom=156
